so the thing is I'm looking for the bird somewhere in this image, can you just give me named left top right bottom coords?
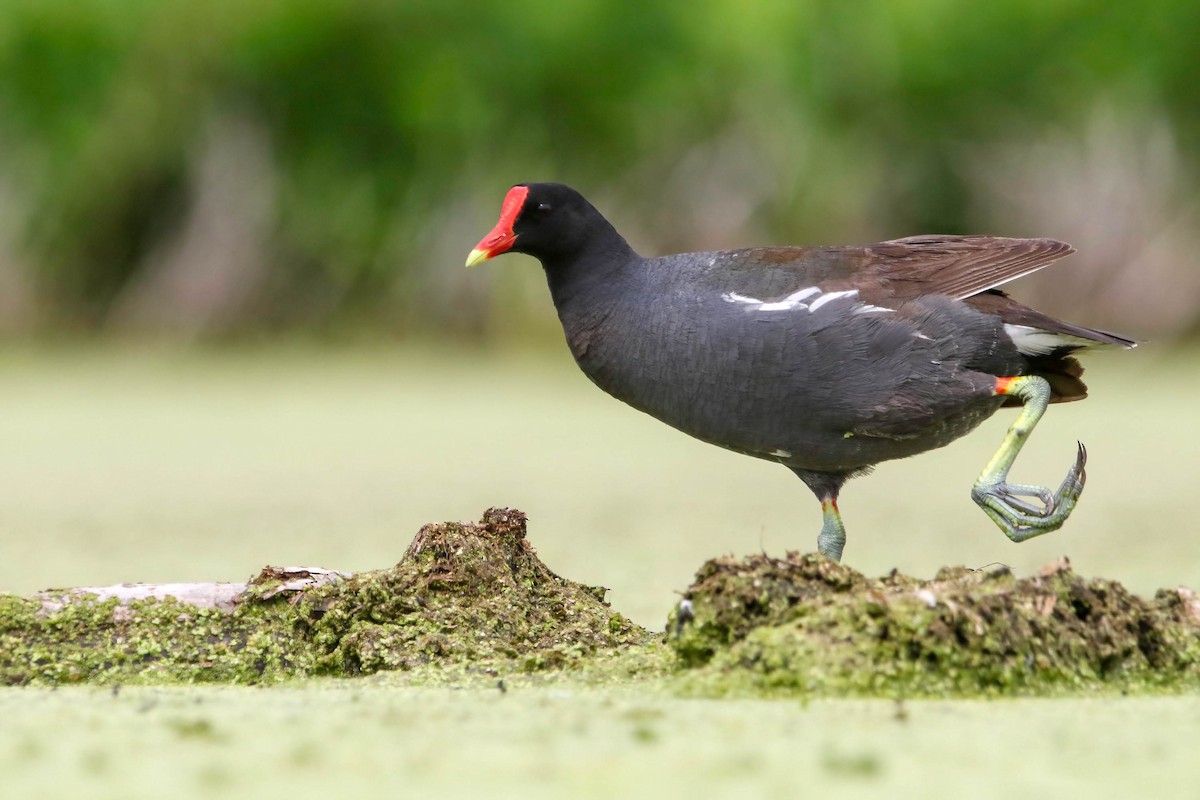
left=465, top=182, right=1135, bottom=561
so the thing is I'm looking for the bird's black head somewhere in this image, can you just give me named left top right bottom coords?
left=466, top=183, right=626, bottom=269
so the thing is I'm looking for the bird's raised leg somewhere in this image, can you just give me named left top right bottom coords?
left=971, top=375, right=1087, bottom=542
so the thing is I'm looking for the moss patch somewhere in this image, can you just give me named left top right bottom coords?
left=668, top=553, right=1200, bottom=696
left=0, top=591, right=309, bottom=685
left=7, top=509, right=1200, bottom=695
left=0, top=509, right=653, bottom=685
left=298, top=508, right=651, bottom=674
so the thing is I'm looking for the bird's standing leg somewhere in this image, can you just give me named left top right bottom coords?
left=971, top=375, right=1087, bottom=542
left=817, top=495, right=848, bottom=561
left=791, top=469, right=849, bottom=561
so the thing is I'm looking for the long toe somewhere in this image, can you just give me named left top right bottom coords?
left=996, top=482, right=1057, bottom=515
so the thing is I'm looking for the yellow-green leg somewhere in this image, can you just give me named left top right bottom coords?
left=817, top=497, right=847, bottom=561
left=971, top=375, right=1087, bottom=542
left=791, top=468, right=851, bottom=561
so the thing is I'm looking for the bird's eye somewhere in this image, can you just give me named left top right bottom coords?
left=535, top=203, right=552, bottom=215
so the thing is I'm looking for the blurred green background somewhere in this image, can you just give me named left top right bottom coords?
left=0, top=0, right=1197, bottom=339
left=1, top=0, right=1197, bottom=618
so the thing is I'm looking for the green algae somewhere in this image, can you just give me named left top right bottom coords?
left=0, top=509, right=652, bottom=686
left=0, top=590, right=309, bottom=685
left=6, top=506, right=1200, bottom=696
left=296, top=508, right=651, bottom=675
left=668, top=552, right=1200, bottom=697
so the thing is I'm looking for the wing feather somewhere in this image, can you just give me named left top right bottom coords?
left=857, top=235, right=1075, bottom=300
left=699, top=236, right=1076, bottom=304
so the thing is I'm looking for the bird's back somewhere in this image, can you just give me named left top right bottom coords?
left=553, top=247, right=1023, bottom=471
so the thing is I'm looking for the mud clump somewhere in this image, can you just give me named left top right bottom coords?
left=669, top=553, right=1200, bottom=696
left=0, top=509, right=649, bottom=685
left=298, top=508, right=648, bottom=673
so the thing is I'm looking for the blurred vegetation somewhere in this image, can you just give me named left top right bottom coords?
left=0, top=0, right=1196, bottom=340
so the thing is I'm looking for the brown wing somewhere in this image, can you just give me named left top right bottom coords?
left=834, top=235, right=1075, bottom=301
left=707, top=235, right=1075, bottom=305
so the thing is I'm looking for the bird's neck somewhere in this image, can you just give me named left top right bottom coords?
left=541, top=224, right=640, bottom=311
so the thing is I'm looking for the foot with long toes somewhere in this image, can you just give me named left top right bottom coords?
left=972, top=442, right=1087, bottom=542
left=972, top=375, right=1089, bottom=544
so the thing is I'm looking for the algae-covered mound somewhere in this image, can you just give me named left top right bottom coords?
left=0, top=509, right=648, bottom=685
left=669, top=553, right=1200, bottom=696
left=298, top=507, right=648, bottom=673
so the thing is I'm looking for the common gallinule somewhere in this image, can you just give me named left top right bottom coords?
left=466, top=183, right=1135, bottom=561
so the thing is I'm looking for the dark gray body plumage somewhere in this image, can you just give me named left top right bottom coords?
left=548, top=249, right=1019, bottom=474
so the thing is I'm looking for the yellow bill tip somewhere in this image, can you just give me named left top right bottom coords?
left=465, top=248, right=491, bottom=268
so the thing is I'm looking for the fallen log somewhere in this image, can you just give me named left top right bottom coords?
left=34, top=566, right=349, bottom=615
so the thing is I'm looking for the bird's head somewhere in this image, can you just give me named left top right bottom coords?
left=465, top=182, right=607, bottom=268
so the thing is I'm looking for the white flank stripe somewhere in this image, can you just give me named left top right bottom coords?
left=758, top=286, right=821, bottom=311
left=808, top=289, right=858, bottom=312
left=769, top=449, right=792, bottom=458
left=723, top=286, right=879, bottom=316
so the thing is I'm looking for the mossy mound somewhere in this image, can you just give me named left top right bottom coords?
left=669, top=553, right=1200, bottom=696
left=298, top=508, right=648, bottom=673
left=0, top=509, right=650, bottom=685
